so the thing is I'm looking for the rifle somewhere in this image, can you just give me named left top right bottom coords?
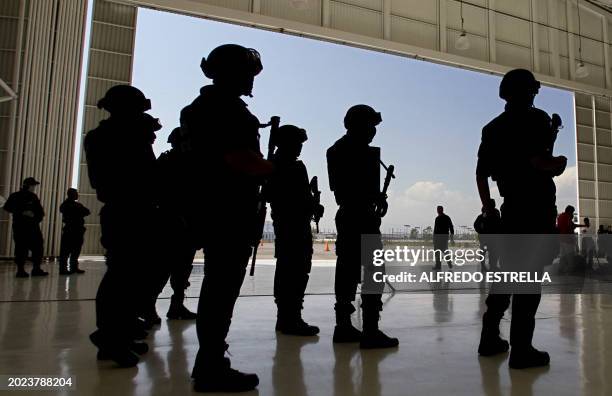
left=310, top=176, right=322, bottom=233
left=548, top=113, right=563, bottom=155
left=376, top=160, right=395, bottom=217
left=250, top=116, right=281, bottom=276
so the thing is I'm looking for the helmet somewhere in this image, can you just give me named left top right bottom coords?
left=275, top=125, right=307, bottom=147
left=22, top=177, right=40, bottom=187
left=344, top=104, right=382, bottom=130
left=201, top=44, right=263, bottom=81
left=499, top=69, right=540, bottom=101
left=97, top=85, right=151, bottom=114
left=167, top=127, right=181, bottom=145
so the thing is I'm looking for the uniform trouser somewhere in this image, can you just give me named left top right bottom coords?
left=148, top=217, right=196, bottom=306
left=95, top=205, right=155, bottom=347
left=59, top=228, right=85, bottom=270
left=483, top=291, right=542, bottom=349
left=334, top=209, right=384, bottom=328
left=169, top=248, right=196, bottom=299
left=13, top=225, right=43, bottom=270
left=433, top=236, right=451, bottom=267
left=152, top=245, right=196, bottom=302
left=481, top=202, right=553, bottom=351
left=274, top=251, right=312, bottom=319
left=192, top=243, right=251, bottom=376
left=147, top=213, right=196, bottom=302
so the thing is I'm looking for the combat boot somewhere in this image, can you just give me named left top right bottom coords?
left=16, top=267, right=29, bottom=278
left=71, top=264, right=85, bottom=274
left=276, top=314, right=319, bottom=336
left=132, top=318, right=149, bottom=340
left=333, top=310, right=362, bottom=343
left=360, top=309, right=399, bottom=349
left=97, top=342, right=149, bottom=360
left=167, top=295, right=197, bottom=320
left=141, top=308, right=162, bottom=328
left=31, top=268, right=49, bottom=276
left=59, top=261, right=70, bottom=275
left=89, top=331, right=140, bottom=368
left=478, top=335, right=509, bottom=356
left=478, top=312, right=508, bottom=356
left=193, top=358, right=259, bottom=393
left=509, top=346, right=550, bottom=369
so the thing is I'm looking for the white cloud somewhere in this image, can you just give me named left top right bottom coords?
left=554, top=165, right=578, bottom=208
left=384, top=181, right=481, bottom=229
left=382, top=168, right=579, bottom=231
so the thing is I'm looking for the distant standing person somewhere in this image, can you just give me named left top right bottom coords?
left=327, top=104, right=398, bottom=349
left=58, top=188, right=90, bottom=275
left=3, top=177, right=48, bottom=278
left=476, top=69, right=566, bottom=368
left=85, top=85, right=159, bottom=367
left=556, top=205, right=586, bottom=268
left=155, top=127, right=197, bottom=320
left=266, top=125, right=323, bottom=336
left=433, top=205, right=454, bottom=270
left=581, top=217, right=595, bottom=269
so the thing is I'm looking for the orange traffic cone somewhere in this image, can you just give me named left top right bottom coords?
left=324, top=241, right=330, bottom=252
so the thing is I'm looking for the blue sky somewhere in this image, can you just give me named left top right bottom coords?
left=132, top=8, right=577, bottom=232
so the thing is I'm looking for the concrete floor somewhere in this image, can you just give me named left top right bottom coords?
left=1, top=260, right=612, bottom=395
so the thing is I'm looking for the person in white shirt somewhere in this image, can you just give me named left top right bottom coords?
left=581, top=217, right=595, bottom=269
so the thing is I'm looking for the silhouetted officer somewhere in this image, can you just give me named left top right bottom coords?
left=180, top=44, right=273, bottom=392
left=266, top=125, right=323, bottom=336
left=3, top=177, right=48, bottom=278
left=433, top=205, right=454, bottom=270
left=327, top=104, right=398, bottom=349
left=156, top=127, right=197, bottom=320
left=84, top=85, right=159, bottom=367
left=474, top=199, right=502, bottom=272
left=58, top=188, right=90, bottom=275
left=476, top=69, right=566, bottom=368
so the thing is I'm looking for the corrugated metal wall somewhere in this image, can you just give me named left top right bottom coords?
left=1, top=0, right=88, bottom=257
left=0, top=0, right=26, bottom=256
left=77, top=0, right=137, bottom=254
left=576, top=92, right=612, bottom=227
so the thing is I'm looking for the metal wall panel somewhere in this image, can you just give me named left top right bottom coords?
left=446, top=0, right=489, bottom=36
left=496, top=0, right=532, bottom=20
left=260, top=0, right=322, bottom=25
left=343, top=0, right=382, bottom=11
left=1, top=0, right=88, bottom=257
left=575, top=92, right=612, bottom=227
left=192, top=0, right=251, bottom=11
left=110, top=0, right=612, bottom=96
left=78, top=0, right=137, bottom=255
left=391, top=0, right=437, bottom=24
left=0, top=0, right=23, bottom=256
left=330, top=1, right=383, bottom=38
left=496, top=13, right=532, bottom=47
left=496, top=41, right=533, bottom=68
left=391, top=16, right=438, bottom=50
